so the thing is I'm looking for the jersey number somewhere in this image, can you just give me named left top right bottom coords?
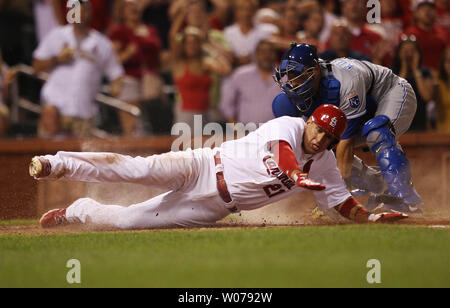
left=263, top=184, right=285, bottom=198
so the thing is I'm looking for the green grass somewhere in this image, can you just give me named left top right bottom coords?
left=0, top=225, right=449, bottom=288
left=0, top=220, right=39, bottom=226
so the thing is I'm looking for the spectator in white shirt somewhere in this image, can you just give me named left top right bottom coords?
left=32, top=1, right=124, bottom=138
left=224, top=0, right=277, bottom=68
left=33, top=0, right=64, bottom=43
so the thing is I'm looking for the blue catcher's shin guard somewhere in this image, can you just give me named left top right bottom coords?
left=362, top=116, right=422, bottom=206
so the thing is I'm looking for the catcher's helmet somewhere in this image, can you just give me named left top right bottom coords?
left=273, top=43, right=319, bottom=112
left=310, top=104, right=347, bottom=149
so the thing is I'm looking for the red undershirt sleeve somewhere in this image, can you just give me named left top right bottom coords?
left=270, top=140, right=302, bottom=179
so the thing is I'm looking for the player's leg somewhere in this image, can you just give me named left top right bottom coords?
left=362, top=81, right=422, bottom=212
left=45, top=192, right=230, bottom=229
left=349, top=155, right=386, bottom=195
left=376, top=82, right=417, bottom=137
left=341, top=131, right=386, bottom=199
left=31, top=149, right=203, bottom=191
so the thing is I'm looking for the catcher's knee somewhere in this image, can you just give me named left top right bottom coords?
left=362, top=115, right=396, bottom=152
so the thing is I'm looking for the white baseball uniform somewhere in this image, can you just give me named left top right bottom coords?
left=40, top=117, right=350, bottom=229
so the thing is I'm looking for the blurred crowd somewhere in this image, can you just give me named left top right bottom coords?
left=0, top=0, right=449, bottom=139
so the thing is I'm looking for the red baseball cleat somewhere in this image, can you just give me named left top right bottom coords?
left=40, top=209, right=68, bottom=228
left=29, top=156, right=51, bottom=178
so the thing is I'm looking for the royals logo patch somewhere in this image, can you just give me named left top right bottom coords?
left=347, top=93, right=361, bottom=108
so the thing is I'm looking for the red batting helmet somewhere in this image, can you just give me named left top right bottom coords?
left=310, top=104, right=347, bottom=147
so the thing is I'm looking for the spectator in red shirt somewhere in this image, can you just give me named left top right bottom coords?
left=376, top=0, right=408, bottom=66
left=87, top=0, right=111, bottom=33
left=110, top=0, right=162, bottom=136
left=340, top=0, right=389, bottom=65
left=435, top=0, right=450, bottom=34
left=403, top=0, right=447, bottom=72
left=380, top=0, right=405, bottom=47
left=170, top=26, right=230, bottom=131
left=397, top=0, right=415, bottom=28
left=169, top=0, right=232, bottom=121
left=319, top=19, right=372, bottom=62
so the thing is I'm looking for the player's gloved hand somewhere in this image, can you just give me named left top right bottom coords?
left=294, top=172, right=326, bottom=191
left=368, top=212, right=408, bottom=223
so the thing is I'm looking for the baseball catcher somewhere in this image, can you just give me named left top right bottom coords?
left=30, top=105, right=407, bottom=229
left=272, top=43, right=422, bottom=213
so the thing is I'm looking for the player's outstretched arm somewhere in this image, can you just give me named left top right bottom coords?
left=334, top=197, right=408, bottom=223
left=271, top=140, right=326, bottom=191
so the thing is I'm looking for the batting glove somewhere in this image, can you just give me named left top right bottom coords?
left=294, top=172, right=326, bottom=191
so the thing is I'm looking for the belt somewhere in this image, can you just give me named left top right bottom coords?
left=214, top=152, right=238, bottom=213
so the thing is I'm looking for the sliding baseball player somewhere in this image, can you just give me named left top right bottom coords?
left=30, top=105, right=407, bottom=229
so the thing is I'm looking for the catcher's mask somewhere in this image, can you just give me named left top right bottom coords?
left=273, top=43, right=319, bottom=113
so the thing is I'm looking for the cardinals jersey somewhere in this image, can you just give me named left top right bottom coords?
left=220, top=116, right=351, bottom=211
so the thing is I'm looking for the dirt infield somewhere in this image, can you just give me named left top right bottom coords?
left=1, top=212, right=449, bottom=236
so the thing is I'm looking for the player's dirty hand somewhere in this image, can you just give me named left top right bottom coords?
left=368, top=212, right=408, bottom=223
left=294, top=173, right=326, bottom=191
